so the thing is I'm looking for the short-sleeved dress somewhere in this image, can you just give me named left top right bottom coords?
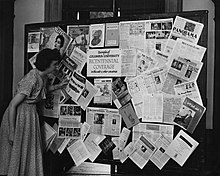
left=0, top=69, right=46, bottom=176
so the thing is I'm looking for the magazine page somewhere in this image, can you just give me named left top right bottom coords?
left=164, top=16, right=204, bottom=55
left=163, top=94, right=183, bottom=123
left=119, top=127, right=131, bottom=151
left=89, top=24, right=105, bottom=48
left=112, top=78, right=132, bottom=108
left=142, top=93, right=163, bottom=123
left=119, top=21, right=131, bottom=49
left=94, top=78, right=112, bottom=104
left=39, top=90, right=61, bottom=118
left=87, top=48, right=121, bottom=77
left=58, top=104, right=81, bottom=122
left=165, top=130, right=199, bottom=166
left=129, top=135, right=157, bottom=169
left=174, top=80, right=203, bottom=106
left=105, top=23, right=119, bottom=47
left=119, top=142, right=135, bottom=163
left=67, top=139, right=91, bottom=166
left=98, top=136, right=116, bottom=156
left=119, top=102, right=139, bottom=129
left=28, top=31, right=40, bottom=53
left=132, top=123, right=174, bottom=143
left=162, top=57, right=203, bottom=95
left=84, top=134, right=106, bottom=162
left=67, top=25, right=89, bottom=54
left=40, top=26, right=72, bottom=56
left=58, top=119, right=81, bottom=139
left=77, top=80, right=98, bottom=110
left=150, top=134, right=171, bottom=170
left=173, top=97, right=206, bottom=134
left=121, top=49, right=137, bottom=77
left=144, top=18, right=173, bottom=56
left=66, top=72, right=86, bottom=102
left=68, top=47, right=87, bottom=73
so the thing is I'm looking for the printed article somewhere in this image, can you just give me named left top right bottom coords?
left=105, top=23, right=119, bottom=47
left=86, top=107, right=122, bottom=136
left=94, top=78, right=112, bottom=104
left=165, top=130, right=199, bottom=166
left=129, top=135, right=157, bottom=169
left=132, top=123, right=174, bottom=143
left=67, top=25, right=89, bottom=54
left=58, top=104, right=81, bottom=122
left=173, top=97, right=206, bottom=133
left=28, top=32, right=40, bottom=53
left=89, top=24, right=105, bottom=48
left=164, top=16, right=204, bottom=55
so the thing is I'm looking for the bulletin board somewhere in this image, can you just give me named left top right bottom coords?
left=24, top=10, right=208, bottom=176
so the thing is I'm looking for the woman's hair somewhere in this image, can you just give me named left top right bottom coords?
left=35, top=48, right=61, bottom=71
left=55, top=35, right=65, bottom=48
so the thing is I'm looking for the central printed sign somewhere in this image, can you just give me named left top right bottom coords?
left=87, top=48, right=121, bottom=77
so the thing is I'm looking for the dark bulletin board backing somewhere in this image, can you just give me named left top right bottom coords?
left=24, top=10, right=208, bottom=176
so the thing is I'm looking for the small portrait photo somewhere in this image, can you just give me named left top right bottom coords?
left=185, top=67, right=193, bottom=78
left=58, top=127, right=66, bottom=137
left=112, top=119, right=117, bottom=125
left=128, top=114, right=135, bottom=124
left=94, top=113, right=104, bottom=124
left=146, top=32, right=156, bottom=39
left=66, top=128, right=73, bottom=137
left=45, top=94, right=54, bottom=110
left=170, top=35, right=178, bottom=40
left=162, top=22, right=172, bottom=30
left=141, top=145, right=147, bottom=153
left=68, top=106, right=74, bottom=115
left=155, top=43, right=161, bottom=51
left=176, top=62, right=183, bottom=71
left=174, top=106, right=195, bottom=129
left=74, top=106, right=81, bottom=116
left=73, top=128, right=81, bottom=137
left=151, top=23, right=161, bottom=30
left=171, top=59, right=178, bottom=69
left=91, top=30, right=102, bottom=46
left=154, top=76, right=161, bottom=84
left=184, top=22, right=196, bottom=32
left=60, top=105, right=68, bottom=115
left=82, top=89, right=89, bottom=98
left=175, top=79, right=182, bottom=85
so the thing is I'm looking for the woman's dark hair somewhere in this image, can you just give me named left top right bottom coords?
left=35, top=48, right=61, bottom=71
left=55, top=35, right=65, bottom=48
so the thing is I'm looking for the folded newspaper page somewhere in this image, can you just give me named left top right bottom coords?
left=150, top=134, right=171, bottom=170
left=86, top=107, right=122, bottom=136
left=165, top=130, right=199, bottom=166
left=144, top=18, right=173, bottom=56
left=132, top=123, right=174, bottom=143
left=164, top=16, right=204, bottom=55
left=67, top=139, right=91, bottom=166
left=129, top=135, right=157, bottom=169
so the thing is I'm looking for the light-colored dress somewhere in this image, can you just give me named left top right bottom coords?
left=0, top=69, right=46, bottom=176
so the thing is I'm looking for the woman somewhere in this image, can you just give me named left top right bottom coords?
left=54, top=34, right=65, bottom=55
left=0, top=48, right=68, bottom=176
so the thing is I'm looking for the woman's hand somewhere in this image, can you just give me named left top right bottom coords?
left=58, top=78, right=69, bottom=89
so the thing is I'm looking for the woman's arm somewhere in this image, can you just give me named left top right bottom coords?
left=47, top=78, right=69, bottom=92
left=8, top=93, right=26, bottom=144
